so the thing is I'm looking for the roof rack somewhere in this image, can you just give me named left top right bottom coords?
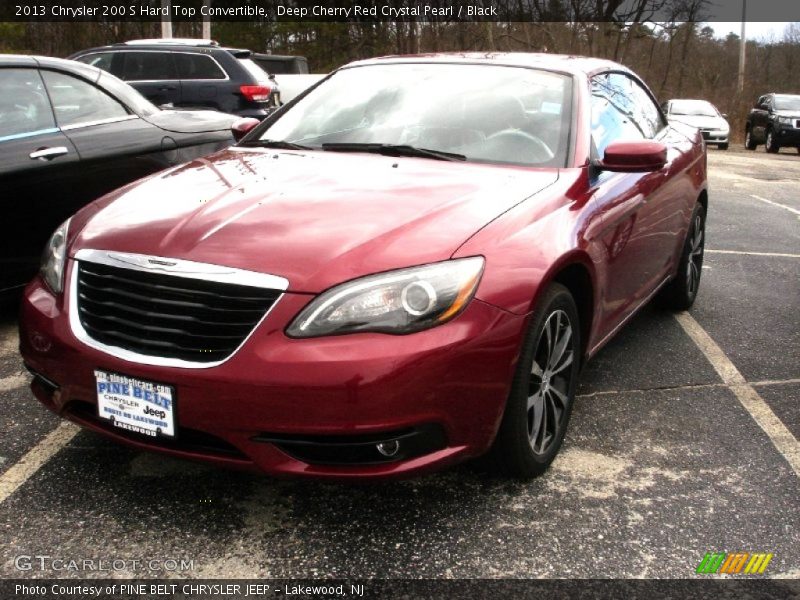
left=120, top=38, right=220, bottom=47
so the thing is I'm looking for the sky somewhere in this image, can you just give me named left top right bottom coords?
left=706, top=22, right=791, bottom=41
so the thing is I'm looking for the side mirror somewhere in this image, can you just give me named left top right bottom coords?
left=721, top=113, right=728, bottom=119
left=231, top=117, right=260, bottom=142
left=597, top=140, right=667, bottom=172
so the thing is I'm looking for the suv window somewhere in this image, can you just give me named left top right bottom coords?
left=0, top=68, right=56, bottom=140
left=41, top=70, right=128, bottom=128
left=174, top=53, right=226, bottom=80
left=121, top=51, right=177, bottom=81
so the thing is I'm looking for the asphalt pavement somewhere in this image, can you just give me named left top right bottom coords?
left=0, top=146, right=797, bottom=581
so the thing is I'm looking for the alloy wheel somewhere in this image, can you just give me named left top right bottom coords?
left=527, top=309, right=575, bottom=455
left=686, top=212, right=704, bottom=295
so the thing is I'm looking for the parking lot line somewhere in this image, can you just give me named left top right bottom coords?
left=705, top=250, right=800, bottom=259
left=674, top=311, right=800, bottom=477
left=0, top=422, right=78, bottom=505
left=750, top=194, right=800, bottom=217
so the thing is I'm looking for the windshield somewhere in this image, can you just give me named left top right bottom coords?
left=669, top=100, right=718, bottom=117
left=258, top=63, right=573, bottom=167
left=773, top=95, right=800, bottom=111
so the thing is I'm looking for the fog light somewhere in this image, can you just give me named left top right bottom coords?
left=376, top=440, right=400, bottom=457
left=30, top=331, right=52, bottom=353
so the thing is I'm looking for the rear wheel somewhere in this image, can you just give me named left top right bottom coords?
left=765, top=128, right=780, bottom=153
left=744, top=128, right=757, bottom=150
left=491, top=284, right=580, bottom=479
left=658, top=202, right=705, bottom=310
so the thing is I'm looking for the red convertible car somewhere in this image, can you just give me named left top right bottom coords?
left=20, top=53, right=707, bottom=480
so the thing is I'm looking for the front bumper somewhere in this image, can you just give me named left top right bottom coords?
left=19, top=262, right=527, bottom=480
left=774, top=125, right=800, bottom=146
left=700, top=130, right=728, bottom=144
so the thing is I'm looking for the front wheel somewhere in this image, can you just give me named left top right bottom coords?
left=745, top=128, right=757, bottom=150
left=491, top=283, right=580, bottom=479
left=718, top=143, right=729, bottom=150
left=765, top=129, right=780, bottom=153
left=658, top=202, right=705, bottom=310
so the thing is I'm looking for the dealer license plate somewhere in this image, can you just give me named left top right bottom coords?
left=95, top=370, right=176, bottom=438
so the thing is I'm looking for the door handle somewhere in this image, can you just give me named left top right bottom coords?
left=29, top=146, right=69, bottom=161
left=158, top=85, right=177, bottom=91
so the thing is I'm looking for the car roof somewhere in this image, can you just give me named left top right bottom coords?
left=74, top=42, right=250, bottom=56
left=343, top=52, right=630, bottom=77
left=0, top=54, right=102, bottom=82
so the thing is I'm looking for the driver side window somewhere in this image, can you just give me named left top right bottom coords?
left=590, top=72, right=664, bottom=156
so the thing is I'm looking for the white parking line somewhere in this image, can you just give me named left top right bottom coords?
left=751, top=194, right=800, bottom=216
left=674, top=312, right=800, bottom=478
left=705, top=250, right=800, bottom=259
left=0, top=422, right=78, bottom=505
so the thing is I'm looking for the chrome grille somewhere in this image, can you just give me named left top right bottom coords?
left=76, top=261, right=281, bottom=363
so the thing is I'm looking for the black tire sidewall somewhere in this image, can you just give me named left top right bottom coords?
left=659, top=202, right=706, bottom=310
left=492, top=283, right=581, bottom=477
left=766, top=129, right=779, bottom=153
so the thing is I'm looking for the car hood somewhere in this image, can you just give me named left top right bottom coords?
left=73, top=148, right=559, bottom=292
left=668, top=114, right=728, bottom=129
left=142, top=109, right=238, bottom=134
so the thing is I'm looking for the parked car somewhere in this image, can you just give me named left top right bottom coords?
left=248, top=53, right=325, bottom=105
left=745, top=93, right=800, bottom=153
left=251, top=53, right=309, bottom=75
left=661, top=99, right=729, bottom=150
left=0, top=55, right=237, bottom=296
left=69, top=39, right=280, bottom=118
left=20, top=54, right=707, bottom=481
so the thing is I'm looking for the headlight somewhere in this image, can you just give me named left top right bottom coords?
left=40, top=219, right=70, bottom=294
left=287, top=257, right=485, bottom=337
left=777, top=116, right=792, bottom=125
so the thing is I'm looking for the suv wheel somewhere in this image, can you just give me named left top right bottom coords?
left=765, top=128, right=780, bottom=153
left=744, top=128, right=757, bottom=150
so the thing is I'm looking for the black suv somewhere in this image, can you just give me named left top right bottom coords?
left=745, top=93, right=800, bottom=153
left=69, top=39, right=279, bottom=118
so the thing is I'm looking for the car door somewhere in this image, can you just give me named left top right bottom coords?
left=39, top=69, right=171, bottom=225
left=589, top=72, right=679, bottom=339
left=752, top=96, right=770, bottom=141
left=118, top=51, right=181, bottom=107
left=0, top=66, right=80, bottom=293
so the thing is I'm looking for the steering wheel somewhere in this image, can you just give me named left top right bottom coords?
left=484, top=130, right=554, bottom=164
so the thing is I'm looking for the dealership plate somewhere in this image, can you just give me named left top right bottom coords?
left=95, top=370, right=176, bottom=438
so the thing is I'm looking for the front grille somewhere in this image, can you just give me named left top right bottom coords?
left=77, top=261, right=281, bottom=363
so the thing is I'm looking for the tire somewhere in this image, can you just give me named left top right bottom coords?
left=718, top=143, right=729, bottom=150
left=658, top=202, right=705, bottom=310
left=491, top=283, right=581, bottom=479
left=765, top=128, right=780, bottom=153
left=744, top=128, right=757, bottom=150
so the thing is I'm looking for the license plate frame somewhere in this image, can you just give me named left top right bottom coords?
left=95, top=369, right=177, bottom=439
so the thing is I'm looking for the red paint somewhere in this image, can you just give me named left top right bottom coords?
left=19, top=54, right=707, bottom=480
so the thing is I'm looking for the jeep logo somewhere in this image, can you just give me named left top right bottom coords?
left=143, top=405, right=167, bottom=420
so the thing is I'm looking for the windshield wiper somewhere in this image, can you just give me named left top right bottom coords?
left=321, top=143, right=466, bottom=162
left=240, top=139, right=314, bottom=150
